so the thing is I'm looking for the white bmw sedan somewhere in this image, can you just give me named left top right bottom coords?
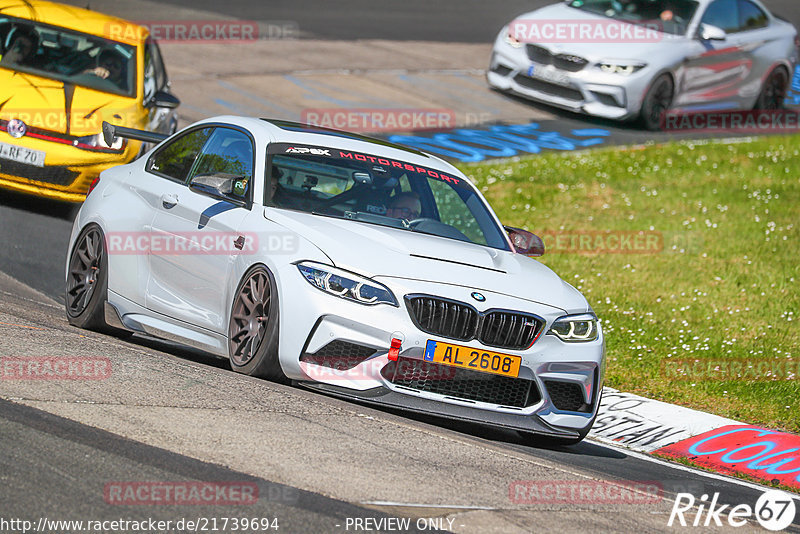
left=65, top=116, right=604, bottom=445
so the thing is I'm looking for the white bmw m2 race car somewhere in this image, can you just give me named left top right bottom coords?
left=65, top=116, right=604, bottom=445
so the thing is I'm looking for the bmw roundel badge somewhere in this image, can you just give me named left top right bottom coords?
left=471, top=292, right=486, bottom=302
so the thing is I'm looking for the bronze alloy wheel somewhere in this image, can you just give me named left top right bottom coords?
left=228, top=266, right=285, bottom=380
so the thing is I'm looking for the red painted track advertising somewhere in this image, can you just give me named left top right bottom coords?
left=657, top=425, right=800, bottom=490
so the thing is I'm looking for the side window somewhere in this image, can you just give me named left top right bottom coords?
left=150, top=40, right=168, bottom=89
left=147, top=127, right=214, bottom=182
left=738, top=0, right=768, bottom=30
left=189, top=128, right=254, bottom=202
left=142, top=39, right=164, bottom=103
left=428, top=180, right=487, bottom=245
left=701, top=0, right=739, bottom=33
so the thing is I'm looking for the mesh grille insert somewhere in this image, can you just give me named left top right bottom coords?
left=545, top=380, right=590, bottom=412
left=300, top=340, right=377, bottom=371
left=382, top=357, right=541, bottom=408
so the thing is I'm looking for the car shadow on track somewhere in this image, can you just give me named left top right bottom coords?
left=0, top=190, right=80, bottom=222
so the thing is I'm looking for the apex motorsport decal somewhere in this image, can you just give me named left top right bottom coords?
left=271, top=143, right=465, bottom=188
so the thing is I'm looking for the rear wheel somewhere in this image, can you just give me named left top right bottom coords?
left=755, top=67, right=789, bottom=110
left=640, top=74, right=674, bottom=131
left=228, top=266, right=285, bottom=382
left=65, top=224, right=108, bottom=330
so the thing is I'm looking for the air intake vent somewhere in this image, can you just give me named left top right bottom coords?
left=300, top=340, right=377, bottom=371
left=406, top=296, right=478, bottom=341
left=545, top=380, right=590, bottom=412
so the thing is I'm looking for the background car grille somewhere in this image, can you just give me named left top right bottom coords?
left=382, top=357, right=541, bottom=408
left=479, top=311, right=541, bottom=350
left=545, top=380, right=591, bottom=412
left=406, top=296, right=543, bottom=350
left=513, top=74, right=584, bottom=102
left=300, top=340, right=377, bottom=371
left=406, top=296, right=478, bottom=341
left=525, top=45, right=588, bottom=72
left=0, top=160, right=79, bottom=186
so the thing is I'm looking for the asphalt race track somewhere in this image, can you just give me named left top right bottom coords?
left=1, top=1, right=799, bottom=532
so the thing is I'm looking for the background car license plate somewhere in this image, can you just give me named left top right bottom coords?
left=0, top=142, right=45, bottom=167
left=528, top=64, right=570, bottom=86
left=424, top=340, right=521, bottom=378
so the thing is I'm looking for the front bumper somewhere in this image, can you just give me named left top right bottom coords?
left=487, top=32, right=652, bottom=121
left=0, top=132, right=137, bottom=202
left=277, top=268, right=605, bottom=436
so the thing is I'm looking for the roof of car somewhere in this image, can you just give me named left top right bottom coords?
left=0, top=0, right=148, bottom=46
left=191, top=116, right=463, bottom=178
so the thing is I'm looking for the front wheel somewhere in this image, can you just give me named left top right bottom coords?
left=754, top=67, right=789, bottom=110
left=228, top=266, right=286, bottom=382
left=639, top=74, right=674, bottom=131
left=65, top=224, right=109, bottom=330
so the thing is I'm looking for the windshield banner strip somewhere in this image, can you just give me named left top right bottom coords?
left=267, top=143, right=466, bottom=188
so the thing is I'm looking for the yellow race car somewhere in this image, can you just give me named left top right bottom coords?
left=0, top=1, right=179, bottom=202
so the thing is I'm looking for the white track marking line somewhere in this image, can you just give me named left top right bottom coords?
left=588, top=438, right=800, bottom=501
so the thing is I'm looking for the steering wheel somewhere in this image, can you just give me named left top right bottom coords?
left=405, top=217, right=437, bottom=229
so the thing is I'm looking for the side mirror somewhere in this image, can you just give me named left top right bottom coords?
left=353, top=172, right=373, bottom=185
left=505, top=226, right=545, bottom=256
left=698, top=23, right=726, bottom=41
left=189, top=173, right=247, bottom=205
left=149, top=90, right=181, bottom=109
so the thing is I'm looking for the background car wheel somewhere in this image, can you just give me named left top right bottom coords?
left=228, top=266, right=286, bottom=382
left=754, top=67, right=789, bottom=110
left=640, top=74, right=674, bottom=131
left=65, top=224, right=109, bottom=331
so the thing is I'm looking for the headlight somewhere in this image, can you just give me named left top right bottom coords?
left=548, top=314, right=599, bottom=342
left=297, top=261, right=398, bottom=306
left=74, top=133, right=125, bottom=151
left=598, top=62, right=646, bottom=75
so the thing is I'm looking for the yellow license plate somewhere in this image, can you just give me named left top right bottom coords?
left=423, top=340, right=521, bottom=378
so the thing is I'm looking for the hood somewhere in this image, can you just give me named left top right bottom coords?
left=511, top=3, right=688, bottom=62
left=0, top=69, right=139, bottom=136
left=265, top=208, right=589, bottom=314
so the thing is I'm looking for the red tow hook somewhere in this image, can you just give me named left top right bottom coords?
left=388, top=338, right=402, bottom=361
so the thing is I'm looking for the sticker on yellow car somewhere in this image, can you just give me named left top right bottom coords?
left=0, top=142, right=45, bottom=167
left=423, top=340, right=521, bottom=378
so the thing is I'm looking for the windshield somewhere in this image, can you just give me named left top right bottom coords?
left=567, top=0, right=699, bottom=36
left=0, top=17, right=137, bottom=97
left=266, top=143, right=510, bottom=251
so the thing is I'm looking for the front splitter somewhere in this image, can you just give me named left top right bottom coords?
left=296, top=381, right=582, bottom=440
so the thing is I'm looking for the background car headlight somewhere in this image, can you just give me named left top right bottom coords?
left=297, top=261, right=397, bottom=306
left=598, top=62, right=646, bottom=75
left=74, top=133, right=125, bottom=151
left=548, top=314, right=599, bottom=342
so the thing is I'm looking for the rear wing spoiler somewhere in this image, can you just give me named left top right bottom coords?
left=102, top=121, right=169, bottom=147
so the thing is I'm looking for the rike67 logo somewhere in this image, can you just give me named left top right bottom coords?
left=668, top=490, right=797, bottom=531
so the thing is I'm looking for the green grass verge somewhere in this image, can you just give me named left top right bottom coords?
left=456, top=136, right=800, bottom=433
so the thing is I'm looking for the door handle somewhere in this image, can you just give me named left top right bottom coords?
left=161, top=193, right=178, bottom=209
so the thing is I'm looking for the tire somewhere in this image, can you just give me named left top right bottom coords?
left=754, top=67, right=789, bottom=111
left=65, top=224, right=109, bottom=331
left=228, top=265, right=286, bottom=382
left=639, top=74, right=674, bottom=131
